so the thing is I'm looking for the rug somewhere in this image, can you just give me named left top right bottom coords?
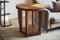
left=0, top=19, right=60, bottom=40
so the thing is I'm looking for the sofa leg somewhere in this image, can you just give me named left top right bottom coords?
left=50, top=22, right=52, bottom=29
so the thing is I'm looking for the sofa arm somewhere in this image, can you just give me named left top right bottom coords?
left=44, top=8, right=51, bottom=20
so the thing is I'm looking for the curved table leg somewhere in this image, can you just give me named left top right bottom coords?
left=0, top=36, right=3, bottom=40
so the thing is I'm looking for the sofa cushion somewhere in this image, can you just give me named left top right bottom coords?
left=52, top=1, right=60, bottom=11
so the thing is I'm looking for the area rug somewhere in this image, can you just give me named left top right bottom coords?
left=0, top=25, right=60, bottom=40
left=0, top=19, right=60, bottom=40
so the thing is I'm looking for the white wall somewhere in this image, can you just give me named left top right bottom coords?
left=6, top=0, right=26, bottom=19
left=5, top=0, right=60, bottom=20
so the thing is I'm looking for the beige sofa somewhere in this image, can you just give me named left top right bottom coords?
left=26, top=0, right=60, bottom=31
left=32, top=0, right=60, bottom=29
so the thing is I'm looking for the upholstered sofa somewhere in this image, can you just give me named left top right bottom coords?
left=33, top=0, right=60, bottom=29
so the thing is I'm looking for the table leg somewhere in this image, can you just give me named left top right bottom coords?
left=32, top=11, right=34, bottom=27
left=18, top=10, right=22, bottom=31
left=25, top=10, right=27, bottom=36
left=38, top=11, right=42, bottom=34
left=43, top=10, right=49, bottom=32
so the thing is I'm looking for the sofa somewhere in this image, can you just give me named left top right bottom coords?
left=33, top=0, right=60, bottom=29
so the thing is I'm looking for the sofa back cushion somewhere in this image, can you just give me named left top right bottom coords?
left=52, top=1, right=60, bottom=11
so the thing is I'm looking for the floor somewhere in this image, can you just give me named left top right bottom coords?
left=0, top=19, right=60, bottom=40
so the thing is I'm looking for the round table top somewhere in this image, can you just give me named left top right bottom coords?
left=16, top=3, right=44, bottom=10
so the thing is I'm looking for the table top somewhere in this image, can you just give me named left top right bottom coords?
left=16, top=3, right=44, bottom=10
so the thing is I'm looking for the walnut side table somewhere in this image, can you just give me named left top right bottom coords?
left=16, top=4, right=44, bottom=37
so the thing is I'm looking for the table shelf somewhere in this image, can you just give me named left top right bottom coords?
left=21, top=26, right=40, bottom=36
left=0, top=1, right=9, bottom=3
left=0, top=0, right=11, bottom=27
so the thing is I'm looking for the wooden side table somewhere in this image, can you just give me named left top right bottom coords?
left=16, top=3, right=44, bottom=36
